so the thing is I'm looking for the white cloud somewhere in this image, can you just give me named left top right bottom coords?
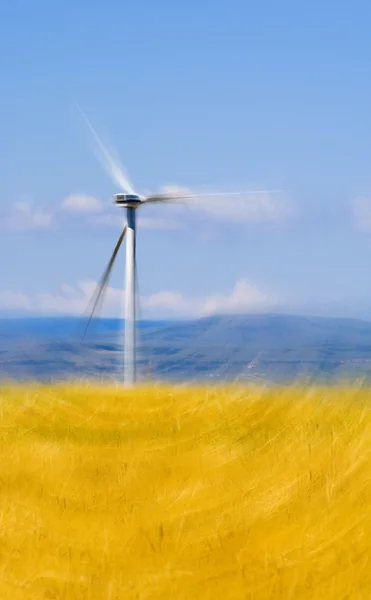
left=0, top=279, right=271, bottom=319
left=0, top=200, right=53, bottom=231
left=0, top=290, right=31, bottom=311
left=34, top=281, right=123, bottom=316
left=200, top=279, right=269, bottom=315
left=144, top=279, right=270, bottom=317
left=144, top=291, right=194, bottom=315
left=351, top=197, right=371, bottom=232
left=61, top=194, right=103, bottom=214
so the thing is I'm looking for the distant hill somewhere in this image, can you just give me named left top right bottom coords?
left=2, top=313, right=371, bottom=382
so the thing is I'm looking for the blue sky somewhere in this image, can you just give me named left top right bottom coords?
left=1, top=0, right=371, bottom=318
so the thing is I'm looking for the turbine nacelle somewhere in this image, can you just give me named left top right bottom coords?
left=114, top=193, right=142, bottom=208
left=114, top=192, right=182, bottom=208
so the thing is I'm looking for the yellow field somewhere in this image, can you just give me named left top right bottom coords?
left=0, top=384, right=371, bottom=598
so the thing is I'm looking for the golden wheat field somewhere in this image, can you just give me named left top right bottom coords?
left=0, top=383, right=371, bottom=598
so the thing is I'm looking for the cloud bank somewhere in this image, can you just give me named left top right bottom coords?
left=0, top=279, right=272, bottom=319
left=61, top=194, right=103, bottom=214
left=0, top=186, right=293, bottom=233
left=0, top=201, right=53, bottom=232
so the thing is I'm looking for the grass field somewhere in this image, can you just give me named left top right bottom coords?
left=0, top=383, right=371, bottom=598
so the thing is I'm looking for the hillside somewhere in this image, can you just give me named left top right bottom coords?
left=0, top=384, right=371, bottom=598
left=2, top=313, right=371, bottom=382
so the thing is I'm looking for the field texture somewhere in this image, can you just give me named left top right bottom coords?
left=0, top=384, right=370, bottom=598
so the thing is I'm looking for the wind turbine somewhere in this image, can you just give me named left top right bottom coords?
left=80, top=112, right=283, bottom=386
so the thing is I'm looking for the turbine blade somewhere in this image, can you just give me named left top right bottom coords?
left=183, top=189, right=285, bottom=198
left=142, top=195, right=181, bottom=204
left=143, top=189, right=285, bottom=203
left=78, top=105, right=137, bottom=195
left=81, top=225, right=127, bottom=341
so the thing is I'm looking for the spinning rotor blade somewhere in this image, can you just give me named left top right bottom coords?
left=143, top=189, right=285, bottom=204
left=182, top=189, right=284, bottom=198
left=141, top=194, right=184, bottom=204
left=78, top=106, right=137, bottom=195
left=81, top=225, right=127, bottom=341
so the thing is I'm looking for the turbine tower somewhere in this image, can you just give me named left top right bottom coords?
left=124, top=203, right=136, bottom=385
left=116, top=194, right=139, bottom=385
left=80, top=111, right=284, bottom=386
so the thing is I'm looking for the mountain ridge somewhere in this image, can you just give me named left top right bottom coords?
left=2, top=313, right=371, bottom=382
